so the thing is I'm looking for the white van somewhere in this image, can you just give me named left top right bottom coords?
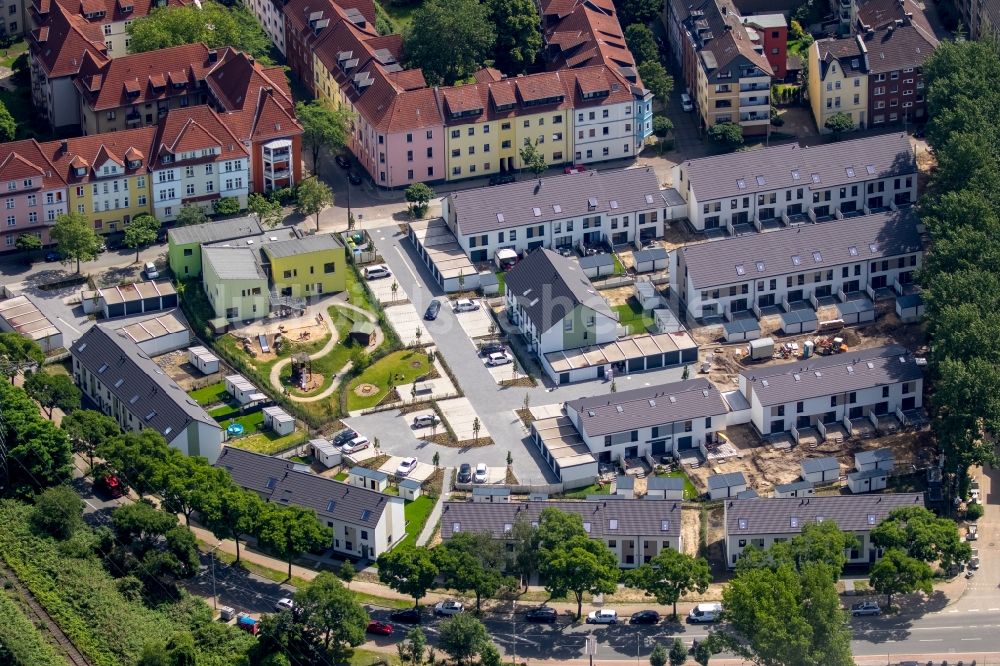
left=144, top=261, right=159, bottom=279
left=687, top=603, right=722, bottom=624
left=364, top=264, right=391, bottom=280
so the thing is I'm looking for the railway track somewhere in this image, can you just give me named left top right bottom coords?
left=0, top=562, right=92, bottom=666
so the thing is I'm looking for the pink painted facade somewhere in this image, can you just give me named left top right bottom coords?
left=0, top=139, right=68, bottom=251
left=353, top=122, right=443, bottom=189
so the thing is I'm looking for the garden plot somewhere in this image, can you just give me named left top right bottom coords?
left=454, top=305, right=496, bottom=339
left=437, top=397, right=491, bottom=442
left=384, top=304, right=429, bottom=346
left=379, top=456, right=436, bottom=482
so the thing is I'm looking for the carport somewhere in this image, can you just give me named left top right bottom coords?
left=723, top=317, right=760, bottom=343
left=835, top=294, right=875, bottom=325
left=94, top=280, right=178, bottom=319
left=779, top=308, right=818, bottom=335
left=542, top=331, right=699, bottom=384
left=408, top=218, right=479, bottom=293
left=530, top=415, right=597, bottom=486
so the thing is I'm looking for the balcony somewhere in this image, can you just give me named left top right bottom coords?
left=739, top=96, right=769, bottom=110
left=263, top=148, right=291, bottom=161
left=266, top=169, right=291, bottom=179
left=739, top=82, right=769, bottom=92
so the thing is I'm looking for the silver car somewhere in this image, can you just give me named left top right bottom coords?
left=850, top=601, right=881, bottom=617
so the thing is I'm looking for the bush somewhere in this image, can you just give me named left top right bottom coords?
left=966, top=502, right=984, bottom=521
left=213, top=197, right=241, bottom=216
left=652, top=115, right=673, bottom=137
left=268, top=187, right=296, bottom=206
left=0, top=589, right=65, bottom=666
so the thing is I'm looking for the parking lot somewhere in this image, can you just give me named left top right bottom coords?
left=484, top=352, right=527, bottom=384
left=378, top=455, right=436, bottom=482
left=453, top=303, right=496, bottom=339
left=365, top=274, right=405, bottom=304
left=383, top=303, right=430, bottom=346
left=437, top=397, right=492, bottom=443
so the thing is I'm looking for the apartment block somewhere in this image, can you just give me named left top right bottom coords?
left=0, top=139, right=68, bottom=250
left=28, top=0, right=190, bottom=55
left=809, top=35, right=870, bottom=131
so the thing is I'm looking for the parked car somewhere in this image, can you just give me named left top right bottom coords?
left=412, top=413, right=439, bottom=428
left=681, top=93, right=694, bottom=112
left=473, top=463, right=488, bottom=483
left=364, top=264, right=392, bottom=280
left=390, top=608, right=423, bottom=624
left=486, top=352, right=511, bottom=367
left=478, top=343, right=506, bottom=356
left=453, top=298, right=479, bottom=312
left=629, top=610, right=660, bottom=625
left=97, top=241, right=107, bottom=253
left=348, top=171, right=363, bottom=186
left=342, top=436, right=370, bottom=454
left=424, top=299, right=442, bottom=320
left=95, top=473, right=126, bottom=499
left=434, top=600, right=464, bottom=616
left=144, top=261, right=159, bottom=279
left=968, top=523, right=979, bottom=541
left=489, top=173, right=516, bottom=186
left=850, top=601, right=882, bottom=617
left=333, top=428, right=358, bottom=446
left=335, top=154, right=352, bottom=169
left=457, top=463, right=472, bottom=484
left=44, top=250, right=62, bottom=262
left=275, top=598, right=295, bottom=612
left=396, top=457, right=418, bottom=477
left=524, top=606, right=558, bottom=623
left=366, top=621, right=393, bottom=635
left=586, top=609, right=618, bottom=624
left=564, top=164, right=586, bottom=174
left=687, top=603, right=721, bottom=623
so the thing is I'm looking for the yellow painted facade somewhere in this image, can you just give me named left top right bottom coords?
left=265, top=244, right=347, bottom=298
left=68, top=173, right=153, bottom=236
left=809, top=41, right=869, bottom=133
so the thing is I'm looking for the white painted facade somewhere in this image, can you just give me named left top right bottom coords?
left=571, top=100, right=636, bottom=164
left=325, top=497, right=404, bottom=560
left=726, top=527, right=877, bottom=568
left=152, top=157, right=249, bottom=222
left=243, top=0, right=286, bottom=54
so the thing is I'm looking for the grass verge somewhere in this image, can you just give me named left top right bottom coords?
left=397, top=496, right=435, bottom=550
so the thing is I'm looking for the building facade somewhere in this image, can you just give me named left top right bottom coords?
left=167, top=216, right=265, bottom=278
left=0, top=139, right=68, bottom=250
left=809, top=35, right=870, bottom=131
left=202, top=246, right=270, bottom=321
left=262, top=234, right=347, bottom=298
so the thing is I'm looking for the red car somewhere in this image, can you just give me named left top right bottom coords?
left=96, top=473, right=125, bottom=498
left=366, top=621, right=393, bottom=636
left=564, top=164, right=586, bottom=174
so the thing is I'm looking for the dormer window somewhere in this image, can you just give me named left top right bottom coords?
left=128, top=160, right=141, bottom=169
left=75, top=167, right=87, bottom=177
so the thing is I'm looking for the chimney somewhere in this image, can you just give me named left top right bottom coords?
left=60, top=139, right=68, bottom=152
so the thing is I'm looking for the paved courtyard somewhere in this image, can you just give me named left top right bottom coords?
left=438, top=397, right=492, bottom=442
left=366, top=276, right=405, bottom=304
left=378, top=455, right=435, bottom=482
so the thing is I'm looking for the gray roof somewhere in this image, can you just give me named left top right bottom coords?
left=661, top=187, right=685, bottom=207
left=680, top=133, right=914, bottom=202
left=399, top=478, right=422, bottom=489
left=616, top=475, right=635, bottom=490
left=505, top=248, right=615, bottom=334
left=449, top=167, right=663, bottom=236
left=647, top=476, right=685, bottom=491
left=472, top=486, right=511, bottom=496
left=578, top=254, right=615, bottom=269
left=440, top=499, right=682, bottom=539
left=726, top=493, right=924, bottom=535
left=633, top=247, right=668, bottom=263
left=168, top=216, right=261, bottom=246
left=736, top=489, right=759, bottom=499
left=776, top=479, right=814, bottom=493
left=263, top=233, right=344, bottom=259
left=216, top=447, right=395, bottom=527
left=567, top=378, right=728, bottom=438
left=202, top=246, right=266, bottom=280
left=350, top=466, right=388, bottom=482
left=801, top=457, right=839, bottom=474
left=478, top=271, right=499, bottom=287
left=681, top=209, right=922, bottom=289
left=72, top=326, right=218, bottom=440
left=856, top=448, right=894, bottom=466
left=849, top=468, right=889, bottom=481
left=708, top=471, right=747, bottom=490
left=743, top=345, right=922, bottom=407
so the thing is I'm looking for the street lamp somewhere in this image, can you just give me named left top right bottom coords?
left=208, top=542, right=222, bottom=611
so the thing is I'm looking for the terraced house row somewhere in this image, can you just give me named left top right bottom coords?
left=280, top=0, right=654, bottom=188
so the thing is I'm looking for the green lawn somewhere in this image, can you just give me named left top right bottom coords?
left=345, top=266, right=378, bottom=315
left=560, top=483, right=610, bottom=499
left=612, top=254, right=626, bottom=275
left=214, top=408, right=265, bottom=434
left=613, top=298, right=655, bottom=334
left=189, top=381, right=229, bottom=406
left=278, top=305, right=360, bottom=397
left=658, top=469, right=698, bottom=500
left=376, top=0, right=419, bottom=31
left=334, top=471, right=349, bottom=481
left=345, top=350, right=432, bottom=411
left=0, top=39, right=28, bottom=69
left=397, top=495, right=435, bottom=550
left=495, top=271, right=506, bottom=295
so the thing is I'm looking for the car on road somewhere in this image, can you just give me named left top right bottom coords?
left=687, top=603, right=722, bottom=624
left=850, top=601, right=881, bottom=617
left=434, top=600, right=464, bottom=616
left=629, top=610, right=660, bottom=625
left=348, top=171, right=363, bottom=185
left=457, top=463, right=472, bottom=484
left=364, top=264, right=392, bottom=280
left=412, top=413, right=439, bottom=428
left=275, top=598, right=295, bottom=612
left=453, top=298, right=479, bottom=312
left=681, top=93, right=694, bottom=112
left=486, top=352, right=511, bottom=366
left=968, top=523, right=979, bottom=541
left=335, top=154, right=352, bottom=169
left=390, top=608, right=423, bottom=624
left=586, top=609, right=618, bottom=624
left=366, top=621, right=393, bottom=635
left=396, top=457, right=418, bottom=476
left=473, top=463, right=488, bottom=483
left=478, top=343, right=506, bottom=356
left=489, top=173, right=516, bottom=186
left=424, top=299, right=442, bottom=320
left=45, top=250, right=62, bottom=262
left=95, top=473, right=126, bottom=499
left=524, top=606, right=558, bottom=623
left=144, top=261, right=159, bottom=279
left=564, top=164, right=586, bottom=174
left=342, top=436, right=370, bottom=454
left=332, top=428, right=358, bottom=446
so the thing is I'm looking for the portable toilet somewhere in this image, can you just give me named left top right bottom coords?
left=802, top=340, right=814, bottom=359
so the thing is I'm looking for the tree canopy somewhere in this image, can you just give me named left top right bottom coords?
left=638, top=61, right=673, bottom=102
left=404, top=182, right=435, bottom=219
left=61, top=409, right=121, bottom=471
left=616, top=0, right=661, bottom=28
left=124, top=213, right=161, bottom=262
left=625, top=24, right=659, bottom=65
left=707, top=122, right=744, bottom=150
left=256, top=503, right=333, bottom=579
left=489, top=0, right=541, bottom=74
left=437, top=613, right=491, bottom=666
left=0, top=99, right=16, bottom=142
left=295, top=178, right=333, bottom=232
left=625, top=548, right=711, bottom=619
left=24, top=370, right=81, bottom=417
left=127, top=1, right=272, bottom=63
left=30, top=485, right=84, bottom=539
left=0, top=379, right=73, bottom=496
left=433, top=531, right=511, bottom=611
left=869, top=548, right=933, bottom=608
left=295, top=101, right=352, bottom=178
left=292, top=573, right=369, bottom=661
left=0, top=332, right=44, bottom=382
left=736, top=520, right=859, bottom=578
left=376, top=546, right=439, bottom=607
left=175, top=205, right=208, bottom=227
left=51, top=212, right=101, bottom=273
left=871, top=506, right=970, bottom=571
left=824, top=111, right=855, bottom=137
left=519, top=140, right=547, bottom=175
left=404, top=0, right=496, bottom=86
left=248, top=193, right=283, bottom=229
left=538, top=511, right=619, bottom=618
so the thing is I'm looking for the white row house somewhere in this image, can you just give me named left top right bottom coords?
left=564, top=378, right=728, bottom=464
left=724, top=493, right=925, bottom=567
left=442, top=167, right=683, bottom=262
left=738, top=344, right=924, bottom=439
left=671, top=133, right=917, bottom=233
left=671, top=209, right=923, bottom=322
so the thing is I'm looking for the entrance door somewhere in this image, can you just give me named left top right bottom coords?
left=871, top=275, right=887, bottom=289
left=731, top=298, right=748, bottom=312
left=797, top=415, right=811, bottom=428
left=560, top=373, right=569, bottom=384
left=758, top=293, right=775, bottom=308
left=597, top=365, right=605, bottom=378
left=787, top=290, right=803, bottom=302
left=677, top=436, right=693, bottom=450
left=901, top=396, right=916, bottom=410
left=770, top=419, right=784, bottom=433
left=625, top=446, right=638, bottom=458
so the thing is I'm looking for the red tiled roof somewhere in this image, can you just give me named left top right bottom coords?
left=0, top=140, right=63, bottom=190
left=515, top=71, right=564, bottom=103
left=390, top=69, right=427, bottom=91
left=94, top=144, right=124, bottom=167
left=79, top=0, right=105, bottom=15
left=75, top=43, right=211, bottom=110
left=441, top=85, right=485, bottom=115
left=40, top=126, right=157, bottom=184
left=351, top=65, right=442, bottom=132
left=54, top=0, right=190, bottom=23
left=473, top=67, right=504, bottom=83
left=539, top=0, right=636, bottom=75
left=29, top=1, right=107, bottom=78
left=153, top=106, right=247, bottom=166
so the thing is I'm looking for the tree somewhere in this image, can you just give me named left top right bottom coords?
left=870, top=548, right=933, bottom=608
left=626, top=548, right=711, bottom=619
left=0, top=99, right=16, bottom=142
left=23, top=371, right=80, bottom=417
left=112, top=500, right=177, bottom=555
left=30, top=485, right=83, bottom=539
left=871, top=506, right=971, bottom=571
left=669, top=639, right=687, bottom=666
left=256, top=504, right=333, bottom=579
left=138, top=632, right=198, bottom=666
left=404, top=0, right=496, bottom=86
left=403, top=627, right=427, bottom=665
left=434, top=531, right=510, bottom=611
left=509, top=514, right=539, bottom=589
left=127, top=1, right=271, bottom=63
left=649, top=644, right=668, bottom=666
left=124, top=213, right=161, bottom=263
left=437, top=613, right=490, bottom=666
left=50, top=212, right=100, bottom=273
left=213, top=197, right=240, bottom=216
left=296, top=177, right=333, bottom=232
left=432, top=451, right=440, bottom=468
left=625, top=24, right=659, bottom=65
left=638, top=61, right=673, bottom=102
left=376, top=546, right=439, bottom=607
left=338, top=560, right=356, bottom=586
left=61, top=409, right=120, bottom=472
left=97, top=430, right=173, bottom=498
left=489, top=0, right=541, bottom=74
left=295, top=101, right=351, bottom=177
left=736, top=520, right=859, bottom=579
left=294, top=573, right=369, bottom=660
left=707, top=122, right=744, bottom=150
left=541, top=535, right=619, bottom=619
left=157, top=452, right=230, bottom=527
left=248, top=193, right=283, bottom=229
left=652, top=115, right=673, bottom=137
left=824, top=111, right=855, bottom=138
left=519, top=140, right=547, bottom=175
left=0, top=380, right=73, bottom=494
left=404, top=182, right=435, bottom=219
left=0, top=332, right=44, bottom=382
left=471, top=416, right=481, bottom=444
left=616, top=0, right=661, bottom=27
left=175, top=205, right=208, bottom=227
left=479, top=642, right=502, bottom=666
left=15, top=233, right=42, bottom=254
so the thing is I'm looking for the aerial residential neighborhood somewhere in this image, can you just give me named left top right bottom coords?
left=0, top=0, right=994, bottom=660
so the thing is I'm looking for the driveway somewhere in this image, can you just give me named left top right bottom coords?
left=438, top=397, right=491, bottom=442
left=366, top=275, right=405, bottom=304
left=378, top=455, right=435, bottom=482
left=383, top=303, right=430, bottom=346
left=453, top=304, right=496, bottom=339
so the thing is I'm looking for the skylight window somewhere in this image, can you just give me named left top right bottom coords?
left=145, top=410, right=156, bottom=421
left=866, top=165, right=876, bottom=175
left=496, top=213, right=505, bottom=223
left=610, top=200, right=619, bottom=209
left=669, top=396, right=677, bottom=404
left=660, top=520, right=670, bottom=531
left=114, top=378, right=125, bottom=387
left=553, top=204, right=562, bottom=213
left=791, top=169, right=800, bottom=180
left=644, top=194, right=654, bottom=204
left=503, top=523, right=512, bottom=533
left=453, top=522, right=461, bottom=533
left=738, top=518, right=748, bottom=530
left=361, top=510, right=372, bottom=521
left=736, top=178, right=746, bottom=189
left=810, top=173, right=821, bottom=184
left=735, top=264, right=745, bottom=276
left=790, top=516, right=799, bottom=528
left=847, top=366, right=854, bottom=374
left=327, top=500, right=337, bottom=512
left=609, top=519, right=619, bottom=530
left=616, top=405, right=623, bottom=413
left=648, top=399, right=656, bottom=407
left=761, top=379, right=769, bottom=387
left=77, top=343, right=87, bottom=352
left=791, top=255, right=801, bottom=266
left=755, top=175, right=766, bottom=186
left=867, top=513, right=877, bottom=525
left=532, top=207, right=541, bottom=217
left=848, top=246, right=858, bottom=256
left=814, top=371, right=822, bottom=378
left=98, top=363, right=108, bottom=373
left=869, top=243, right=879, bottom=253
left=582, top=522, right=592, bottom=533
left=163, top=427, right=172, bottom=436
left=866, top=362, right=875, bottom=369
left=846, top=167, right=855, bottom=178
left=129, top=394, right=140, bottom=404
left=793, top=373, right=800, bottom=381
left=812, top=251, right=822, bottom=262
left=755, top=261, right=765, bottom=272
left=265, top=477, right=278, bottom=489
